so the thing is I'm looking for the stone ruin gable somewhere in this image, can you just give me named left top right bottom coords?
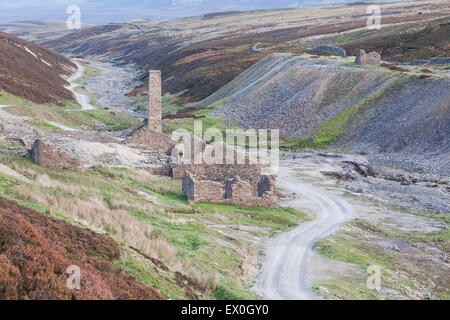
left=182, top=171, right=278, bottom=208
left=31, top=139, right=84, bottom=172
left=355, top=49, right=381, bottom=65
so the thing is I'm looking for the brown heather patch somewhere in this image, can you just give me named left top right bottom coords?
left=175, top=50, right=223, bottom=66
left=0, top=197, right=164, bottom=300
left=0, top=32, right=76, bottom=105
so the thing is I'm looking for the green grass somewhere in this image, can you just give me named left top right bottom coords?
left=113, top=247, right=188, bottom=300
left=313, top=75, right=404, bottom=147
left=0, top=141, right=25, bottom=151
left=195, top=202, right=312, bottom=235
left=213, top=283, right=258, bottom=300
left=163, top=116, right=237, bottom=136
left=314, top=218, right=450, bottom=300
left=315, top=232, right=392, bottom=270
left=312, top=278, right=381, bottom=300
left=0, top=155, right=313, bottom=300
left=5, top=102, right=142, bottom=132
left=82, top=108, right=141, bottom=131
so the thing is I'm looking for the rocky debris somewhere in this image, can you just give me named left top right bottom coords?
left=0, top=197, right=164, bottom=300
left=206, top=54, right=449, bottom=176
left=287, top=151, right=449, bottom=213
left=125, top=128, right=175, bottom=155
left=409, top=59, right=430, bottom=65
left=322, top=171, right=356, bottom=180
left=318, top=152, right=343, bottom=158
left=429, top=57, right=450, bottom=64
left=317, top=151, right=449, bottom=213
left=355, top=49, right=381, bottom=65
left=30, top=136, right=170, bottom=171
left=342, top=159, right=377, bottom=177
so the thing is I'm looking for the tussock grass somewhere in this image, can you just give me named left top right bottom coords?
left=0, top=155, right=309, bottom=299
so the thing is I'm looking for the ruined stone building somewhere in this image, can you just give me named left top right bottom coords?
left=29, top=69, right=278, bottom=208
left=132, top=70, right=278, bottom=207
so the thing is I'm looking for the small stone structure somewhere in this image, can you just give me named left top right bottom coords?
left=355, top=49, right=381, bottom=65
left=312, top=46, right=347, bottom=57
left=181, top=165, right=277, bottom=208
left=31, top=139, right=84, bottom=171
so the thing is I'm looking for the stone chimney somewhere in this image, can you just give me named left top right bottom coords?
left=148, top=70, right=162, bottom=132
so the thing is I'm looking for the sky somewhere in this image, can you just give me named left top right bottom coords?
left=0, top=0, right=398, bottom=24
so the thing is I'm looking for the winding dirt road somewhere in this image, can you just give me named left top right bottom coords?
left=66, top=62, right=95, bottom=111
left=254, top=160, right=354, bottom=300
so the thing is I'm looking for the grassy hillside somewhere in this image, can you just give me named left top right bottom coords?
left=0, top=154, right=311, bottom=299
left=0, top=32, right=76, bottom=105
left=0, top=196, right=164, bottom=300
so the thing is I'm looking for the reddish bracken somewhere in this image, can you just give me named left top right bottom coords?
left=0, top=197, right=164, bottom=300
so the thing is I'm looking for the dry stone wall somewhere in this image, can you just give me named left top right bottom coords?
left=313, top=46, right=347, bottom=57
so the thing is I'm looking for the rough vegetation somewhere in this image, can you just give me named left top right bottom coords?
left=0, top=155, right=308, bottom=299
left=0, top=197, right=164, bottom=300
left=0, top=32, right=76, bottom=105
left=6, top=0, right=447, bottom=104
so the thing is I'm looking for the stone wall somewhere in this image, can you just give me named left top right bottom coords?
left=172, top=163, right=266, bottom=184
left=182, top=171, right=277, bottom=207
left=355, top=49, right=381, bottom=65
left=430, top=57, right=450, bottom=64
left=31, top=139, right=84, bottom=171
left=407, top=57, right=450, bottom=65
left=148, top=70, right=162, bottom=132
left=313, top=46, right=347, bottom=57
left=183, top=172, right=225, bottom=203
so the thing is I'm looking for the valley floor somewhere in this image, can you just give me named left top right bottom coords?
left=0, top=57, right=448, bottom=300
left=262, top=152, right=449, bottom=300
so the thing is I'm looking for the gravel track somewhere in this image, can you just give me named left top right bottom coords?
left=254, top=160, right=354, bottom=300
left=66, top=62, right=96, bottom=111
